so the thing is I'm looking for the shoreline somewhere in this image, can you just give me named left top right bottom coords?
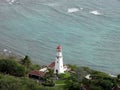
left=0, top=48, right=119, bottom=76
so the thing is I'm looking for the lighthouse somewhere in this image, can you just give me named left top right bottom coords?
left=54, top=45, right=64, bottom=74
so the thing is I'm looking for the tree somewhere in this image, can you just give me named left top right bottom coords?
left=65, top=67, right=88, bottom=90
left=29, top=64, right=41, bottom=70
left=96, top=80, right=113, bottom=90
left=72, top=67, right=88, bottom=82
left=20, top=55, right=31, bottom=68
left=117, top=74, right=120, bottom=80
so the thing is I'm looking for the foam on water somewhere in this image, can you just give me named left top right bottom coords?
left=109, top=73, right=117, bottom=77
left=6, top=0, right=16, bottom=4
left=90, top=10, right=101, bottom=15
left=67, top=8, right=79, bottom=13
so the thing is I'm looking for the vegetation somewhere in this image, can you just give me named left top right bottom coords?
left=58, top=72, right=71, bottom=80
left=64, top=65, right=119, bottom=90
left=0, top=59, right=25, bottom=77
left=20, top=55, right=31, bottom=68
left=42, top=79, right=55, bottom=87
left=0, top=74, right=41, bottom=90
left=0, top=55, right=120, bottom=90
left=117, top=74, right=120, bottom=79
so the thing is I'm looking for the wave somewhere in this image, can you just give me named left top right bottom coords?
left=90, top=10, right=102, bottom=15
left=43, top=3, right=59, bottom=7
left=67, top=8, right=79, bottom=13
left=109, top=73, right=117, bottom=77
left=6, top=0, right=16, bottom=4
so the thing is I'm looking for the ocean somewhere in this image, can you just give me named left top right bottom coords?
left=0, top=0, right=120, bottom=75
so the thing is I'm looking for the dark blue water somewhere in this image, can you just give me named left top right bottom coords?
left=0, top=0, right=120, bottom=75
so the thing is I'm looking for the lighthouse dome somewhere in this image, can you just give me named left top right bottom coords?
left=57, top=45, right=62, bottom=49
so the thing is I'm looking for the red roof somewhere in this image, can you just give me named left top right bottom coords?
left=29, top=70, right=45, bottom=77
left=113, top=86, right=120, bottom=90
left=57, top=45, right=62, bottom=50
left=48, top=62, right=55, bottom=69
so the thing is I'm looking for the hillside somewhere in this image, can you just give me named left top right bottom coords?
left=0, top=55, right=120, bottom=90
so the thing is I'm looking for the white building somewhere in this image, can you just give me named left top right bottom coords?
left=54, top=45, right=64, bottom=74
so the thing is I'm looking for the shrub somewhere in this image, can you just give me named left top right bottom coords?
left=90, top=85, right=103, bottom=90
left=0, top=75, right=22, bottom=90
left=42, top=79, right=55, bottom=87
left=117, top=74, right=120, bottom=79
left=0, top=74, right=44, bottom=90
left=0, top=59, right=25, bottom=77
left=96, top=79, right=113, bottom=90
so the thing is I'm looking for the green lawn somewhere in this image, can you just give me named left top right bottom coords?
left=55, top=80, right=65, bottom=84
left=64, top=72, right=71, bottom=78
left=42, top=85, right=65, bottom=90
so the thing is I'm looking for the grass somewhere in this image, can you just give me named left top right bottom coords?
left=41, top=85, right=65, bottom=90
left=55, top=80, right=65, bottom=84
left=64, top=72, right=71, bottom=78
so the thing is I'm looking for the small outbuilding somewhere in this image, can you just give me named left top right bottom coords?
left=29, top=70, right=45, bottom=80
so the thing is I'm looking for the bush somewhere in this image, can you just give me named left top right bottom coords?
left=0, top=74, right=44, bottom=90
left=90, top=85, right=103, bottom=90
left=67, top=64, right=78, bottom=71
left=42, top=79, right=55, bottom=87
left=97, top=80, right=113, bottom=90
left=0, top=75, right=22, bottom=90
left=117, top=74, right=120, bottom=79
left=29, top=64, right=41, bottom=70
left=0, top=59, right=25, bottom=77
left=91, top=70, right=110, bottom=79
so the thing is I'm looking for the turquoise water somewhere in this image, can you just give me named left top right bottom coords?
left=0, top=0, right=120, bottom=75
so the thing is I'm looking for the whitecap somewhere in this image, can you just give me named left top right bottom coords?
left=109, top=73, right=117, bottom=77
left=90, top=10, right=101, bottom=15
left=3, top=49, right=7, bottom=52
left=67, top=8, right=79, bottom=13
left=6, top=0, right=16, bottom=4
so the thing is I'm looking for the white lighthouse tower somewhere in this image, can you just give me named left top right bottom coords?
left=54, top=45, right=64, bottom=74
